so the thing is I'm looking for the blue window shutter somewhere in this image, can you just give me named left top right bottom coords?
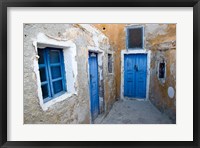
left=38, top=47, right=66, bottom=103
left=38, top=49, right=51, bottom=101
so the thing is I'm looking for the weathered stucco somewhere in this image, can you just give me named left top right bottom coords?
left=24, top=24, right=116, bottom=124
left=93, top=24, right=176, bottom=122
left=149, top=44, right=176, bottom=123
left=24, top=23, right=176, bottom=124
left=93, top=24, right=126, bottom=100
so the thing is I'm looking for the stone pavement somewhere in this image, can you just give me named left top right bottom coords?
left=95, top=99, right=172, bottom=124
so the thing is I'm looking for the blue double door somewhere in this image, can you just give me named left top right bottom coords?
left=89, top=52, right=99, bottom=120
left=124, top=54, right=147, bottom=99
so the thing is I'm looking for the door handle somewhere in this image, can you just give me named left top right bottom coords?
left=90, top=74, right=94, bottom=79
left=134, top=65, right=138, bottom=71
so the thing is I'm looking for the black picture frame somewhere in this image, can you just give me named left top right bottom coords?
left=0, top=0, right=199, bottom=147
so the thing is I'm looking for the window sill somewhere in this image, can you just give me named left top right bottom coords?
left=108, top=73, right=114, bottom=76
left=41, top=91, right=75, bottom=111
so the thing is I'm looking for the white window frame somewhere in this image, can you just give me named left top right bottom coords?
left=33, top=33, right=77, bottom=111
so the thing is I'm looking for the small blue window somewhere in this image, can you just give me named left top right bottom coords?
left=126, top=26, right=144, bottom=49
left=38, top=47, right=66, bottom=103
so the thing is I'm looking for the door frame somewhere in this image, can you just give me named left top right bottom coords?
left=88, top=48, right=104, bottom=123
left=121, top=49, right=151, bottom=100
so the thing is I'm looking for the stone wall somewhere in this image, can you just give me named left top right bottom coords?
left=24, top=24, right=116, bottom=124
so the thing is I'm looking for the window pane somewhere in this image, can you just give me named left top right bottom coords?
left=159, top=63, right=165, bottom=78
left=39, top=68, right=47, bottom=82
left=38, top=49, right=45, bottom=64
left=53, top=80, right=63, bottom=94
left=51, top=66, right=62, bottom=79
left=41, top=84, right=49, bottom=99
left=49, top=50, right=60, bottom=63
left=108, top=54, right=112, bottom=73
left=128, top=28, right=143, bottom=49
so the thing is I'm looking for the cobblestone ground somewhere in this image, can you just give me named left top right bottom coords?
left=97, top=100, right=172, bottom=124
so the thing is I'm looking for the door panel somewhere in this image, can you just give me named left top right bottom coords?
left=124, top=57, right=134, bottom=97
left=89, top=52, right=99, bottom=120
left=124, top=54, right=147, bottom=98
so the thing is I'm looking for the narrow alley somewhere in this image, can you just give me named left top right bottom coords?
left=24, top=24, right=176, bottom=124
left=95, top=100, right=172, bottom=124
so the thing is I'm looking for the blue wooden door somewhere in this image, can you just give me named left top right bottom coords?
left=89, top=52, right=99, bottom=120
left=124, top=54, right=147, bottom=98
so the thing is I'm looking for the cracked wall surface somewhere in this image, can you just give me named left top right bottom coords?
left=24, top=24, right=115, bottom=124
left=94, top=24, right=176, bottom=122
left=24, top=23, right=176, bottom=124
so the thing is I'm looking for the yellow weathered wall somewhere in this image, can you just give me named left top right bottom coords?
left=93, top=24, right=126, bottom=100
left=93, top=24, right=176, bottom=122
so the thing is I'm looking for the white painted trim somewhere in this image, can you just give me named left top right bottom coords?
left=120, top=49, right=151, bottom=101
left=33, top=33, right=77, bottom=111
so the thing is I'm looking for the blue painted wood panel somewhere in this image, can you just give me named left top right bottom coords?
left=89, top=52, right=99, bottom=120
left=124, top=54, right=147, bottom=98
left=38, top=47, right=66, bottom=103
left=38, top=49, right=51, bottom=100
left=46, top=48, right=66, bottom=97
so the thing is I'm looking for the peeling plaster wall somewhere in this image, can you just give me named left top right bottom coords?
left=93, top=24, right=126, bottom=100
left=24, top=24, right=113, bottom=124
left=146, top=24, right=176, bottom=123
left=24, top=23, right=176, bottom=123
left=94, top=24, right=176, bottom=122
